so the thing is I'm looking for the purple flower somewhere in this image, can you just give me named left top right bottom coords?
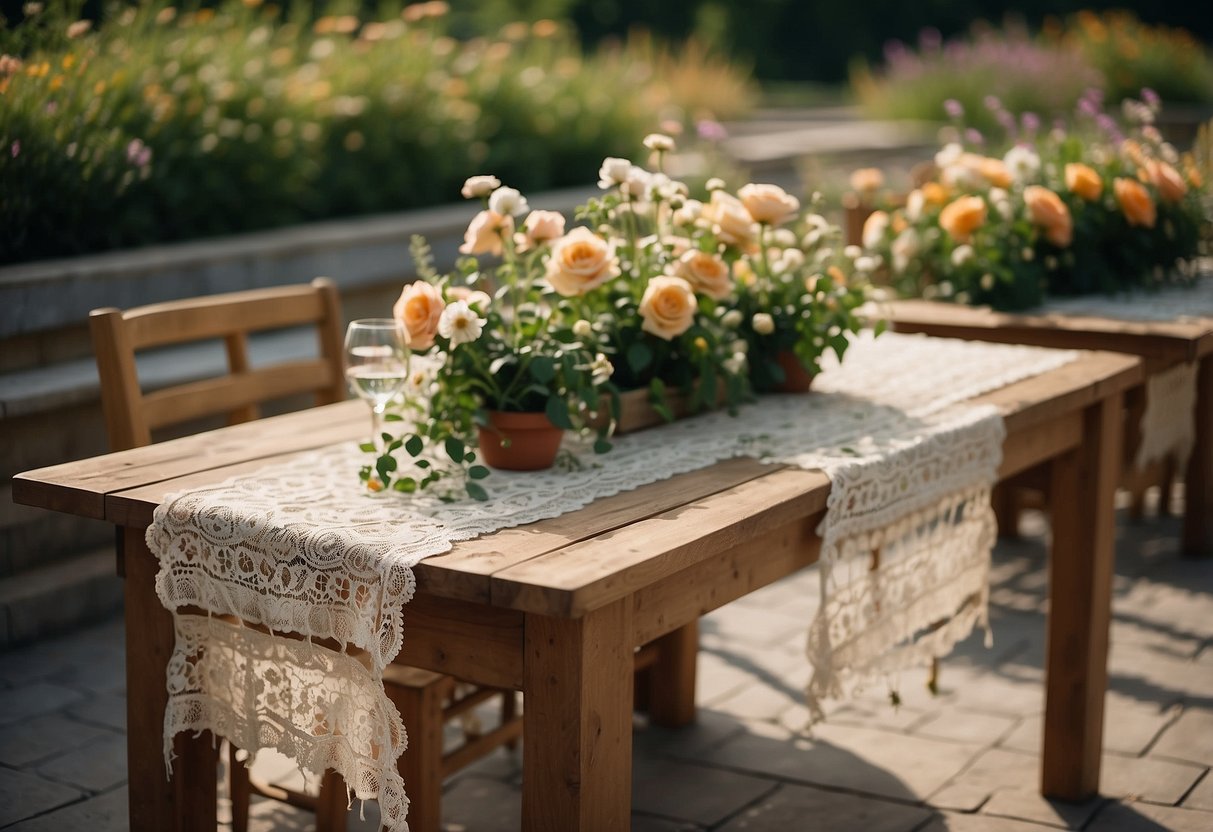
left=10, top=140, right=18, bottom=158
left=126, top=138, right=152, bottom=168
left=695, top=119, right=727, bottom=143
left=944, top=98, right=964, bottom=119
left=1077, top=97, right=1098, bottom=117
left=1141, top=87, right=1160, bottom=109
left=919, top=27, right=942, bottom=51
left=964, top=127, right=984, bottom=146
left=45, top=100, right=57, bottom=115
left=984, top=94, right=1003, bottom=112
left=997, top=110, right=1016, bottom=131
left=1021, top=112, right=1041, bottom=135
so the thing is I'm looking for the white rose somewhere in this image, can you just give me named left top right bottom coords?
left=643, top=133, right=676, bottom=152
left=738, top=183, right=800, bottom=226
left=905, top=190, right=926, bottom=222
left=1003, top=145, right=1041, bottom=182
left=721, top=309, right=743, bottom=328
left=598, top=156, right=632, bottom=189
left=672, top=198, right=703, bottom=226
left=705, top=177, right=726, bottom=191
left=460, top=174, right=501, bottom=199
left=621, top=165, right=650, bottom=199
left=488, top=186, right=529, bottom=217
left=751, top=313, right=775, bottom=335
left=935, top=142, right=964, bottom=169
left=862, top=210, right=889, bottom=250
left=950, top=244, right=975, bottom=266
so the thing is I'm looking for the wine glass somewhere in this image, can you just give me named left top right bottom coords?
left=344, top=319, right=410, bottom=451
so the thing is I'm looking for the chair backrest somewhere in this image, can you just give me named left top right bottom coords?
left=90, top=277, right=347, bottom=451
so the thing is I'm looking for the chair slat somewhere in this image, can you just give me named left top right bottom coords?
left=124, top=287, right=327, bottom=349
left=141, top=359, right=337, bottom=431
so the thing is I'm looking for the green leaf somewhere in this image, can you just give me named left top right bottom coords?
left=627, top=342, right=653, bottom=373
left=358, top=442, right=376, bottom=453
left=468, top=465, right=490, bottom=480
left=377, top=454, right=398, bottom=472
left=404, top=435, right=424, bottom=457
left=383, top=413, right=404, bottom=422
left=530, top=355, right=556, bottom=383
left=545, top=396, right=574, bottom=429
left=444, top=437, right=466, bottom=463
left=465, top=481, right=489, bottom=501
left=393, top=478, right=417, bottom=493
left=593, top=438, right=613, bottom=454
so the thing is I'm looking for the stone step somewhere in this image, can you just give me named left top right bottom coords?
left=0, top=546, right=122, bottom=649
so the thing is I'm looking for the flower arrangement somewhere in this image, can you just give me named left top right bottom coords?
left=855, top=90, right=1209, bottom=311
left=365, top=134, right=871, bottom=496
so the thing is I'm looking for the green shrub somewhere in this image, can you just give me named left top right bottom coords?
left=0, top=1, right=753, bottom=264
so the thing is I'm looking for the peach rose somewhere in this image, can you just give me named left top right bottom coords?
left=849, top=167, right=884, bottom=194
left=704, top=190, right=759, bottom=248
left=520, top=209, right=566, bottom=248
left=921, top=182, right=950, bottom=206
left=392, top=280, right=445, bottom=351
left=1147, top=160, right=1187, bottom=203
left=737, top=183, right=800, bottom=226
left=1023, top=186, right=1073, bottom=247
left=459, top=210, right=511, bottom=256
left=1114, top=177, right=1156, bottom=228
left=544, top=227, right=619, bottom=296
left=976, top=157, right=1012, bottom=188
left=938, top=195, right=987, bottom=242
left=1064, top=163, right=1102, bottom=201
left=674, top=250, right=733, bottom=300
left=638, top=275, right=696, bottom=340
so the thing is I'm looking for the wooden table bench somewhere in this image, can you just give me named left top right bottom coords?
left=12, top=349, right=1141, bottom=830
left=886, top=299, right=1213, bottom=556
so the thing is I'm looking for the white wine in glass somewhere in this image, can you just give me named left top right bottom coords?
left=344, top=319, right=409, bottom=451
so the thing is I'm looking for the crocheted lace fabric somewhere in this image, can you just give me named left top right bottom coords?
left=1035, top=281, right=1210, bottom=473
left=146, top=332, right=1075, bottom=830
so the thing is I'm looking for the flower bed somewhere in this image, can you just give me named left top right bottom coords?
left=853, top=93, right=1210, bottom=311
left=0, top=1, right=752, bottom=265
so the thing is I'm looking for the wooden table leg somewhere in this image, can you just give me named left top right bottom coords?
left=1041, top=395, right=1121, bottom=800
left=645, top=620, right=698, bottom=728
left=1183, top=355, right=1213, bottom=557
left=122, top=528, right=218, bottom=832
left=522, top=599, right=633, bottom=831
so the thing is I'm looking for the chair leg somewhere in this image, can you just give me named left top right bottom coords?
left=387, top=680, right=447, bottom=832
left=501, top=691, right=520, bottom=751
left=315, top=770, right=348, bottom=832
left=229, top=744, right=251, bottom=832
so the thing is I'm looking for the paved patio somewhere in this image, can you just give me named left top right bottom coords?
left=1, top=496, right=1210, bottom=831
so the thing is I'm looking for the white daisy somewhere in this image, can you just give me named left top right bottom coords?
left=438, top=301, right=485, bottom=346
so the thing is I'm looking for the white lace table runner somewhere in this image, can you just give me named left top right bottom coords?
left=1035, top=275, right=1213, bottom=323
left=147, top=332, right=1076, bottom=830
left=1032, top=279, right=1210, bottom=473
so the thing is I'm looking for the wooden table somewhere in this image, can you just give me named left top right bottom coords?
left=13, top=349, right=1141, bottom=831
left=887, top=299, right=1213, bottom=557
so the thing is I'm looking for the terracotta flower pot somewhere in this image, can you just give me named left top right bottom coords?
left=775, top=351, right=815, bottom=393
left=477, top=411, right=563, bottom=471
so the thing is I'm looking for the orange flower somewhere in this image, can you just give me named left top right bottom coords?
left=1146, top=160, right=1187, bottom=203
left=938, top=195, right=987, bottom=242
left=1114, top=178, right=1156, bottom=228
left=1064, top=163, right=1103, bottom=201
left=921, top=182, right=949, bottom=205
left=849, top=167, right=884, bottom=194
left=1024, top=186, right=1073, bottom=247
left=393, top=281, right=445, bottom=351
left=977, top=157, right=1012, bottom=189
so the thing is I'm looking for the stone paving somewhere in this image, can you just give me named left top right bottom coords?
left=1, top=499, right=1211, bottom=831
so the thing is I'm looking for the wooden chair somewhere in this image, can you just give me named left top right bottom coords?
left=89, top=278, right=522, bottom=832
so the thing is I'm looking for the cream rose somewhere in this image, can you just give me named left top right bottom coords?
left=704, top=190, right=759, bottom=248
left=460, top=174, right=500, bottom=199
left=1024, top=185, right=1073, bottom=247
left=862, top=210, right=889, bottom=250
left=674, top=250, right=733, bottom=300
left=850, top=167, right=885, bottom=194
left=545, top=227, right=620, bottom=296
left=459, top=210, right=511, bottom=256
left=392, top=280, right=445, bottom=351
left=638, top=275, right=697, bottom=340
left=738, top=183, right=800, bottom=226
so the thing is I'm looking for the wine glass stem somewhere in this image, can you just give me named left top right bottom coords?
left=371, top=404, right=385, bottom=452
